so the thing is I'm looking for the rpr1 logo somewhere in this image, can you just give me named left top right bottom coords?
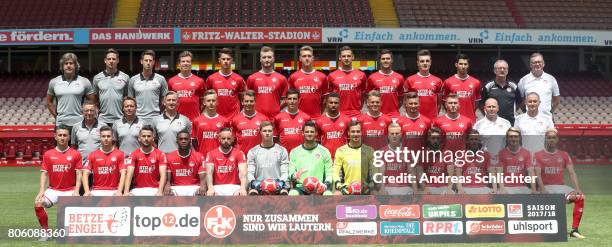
left=133, top=207, right=200, bottom=236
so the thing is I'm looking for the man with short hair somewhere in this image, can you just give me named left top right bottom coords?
left=366, top=49, right=404, bottom=117
left=514, top=92, right=554, bottom=153
left=433, top=94, right=473, bottom=152
left=481, top=59, right=520, bottom=125
left=71, top=101, right=107, bottom=162
left=443, top=53, right=481, bottom=123
left=421, top=127, right=454, bottom=195
left=518, top=53, right=560, bottom=119
left=247, top=46, right=288, bottom=120
left=404, top=49, right=443, bottom=120
left=380, top=122, right=418, bottom=195
left=47, top=53, right=96, bottom=130
left=152, top=91, right=192, bottom=153
left=124, top=126, right=167, bottom=196
left=327, top=46, right=367, bottom=117
left=357, top=90, right=391, bottom=150
left=93, top=48, right=130, bottom=127
left=397, top=92, right=431, bottom=150
left=205, top=48, right=246, bottom=120
left=497, top=127, right=536, bottom=194
left=455, top=130, right=492, bottom=194
left=247, top=121, right=290, bottom=195
left=193, top=90, right=229, bottom=156
left=333, top=121, right=379, bottom=195
left=34, top=126, right=82, bottom=239
left=232, top=90, right=269, bottom=155
left=316, top=93, right=352, bottom=159
left=112, top=97, right=143, bottom=157
left=128, top=50, right=168, bottom=125
left=474, top=98, right=511, bottom=164
left=168, top=51, right=206, bottom=121
left=205, top=128, right=248, bottom=196
left=288, top=45, right=328, bottom=118
left=288, top=121, right=333, bottom=195
left=274, top=89, right=311, bottom=152
left=164, top=130, right=207, bottom=196
left=82, top=126, right=126, bottom=196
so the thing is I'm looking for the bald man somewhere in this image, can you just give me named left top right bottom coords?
left=474, top=98, right=511, bottom=165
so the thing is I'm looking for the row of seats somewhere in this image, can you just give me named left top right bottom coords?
left=0, top=0, right=114, bottom=28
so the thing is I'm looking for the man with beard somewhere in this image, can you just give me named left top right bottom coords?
left=327, top=46, right=367, bottom=117
left=398, top=92, right=431, bottom=150
left=124, top=126, right=167, bottom=196
left=316, top=93, right=352, bottom=159
left=82, top=126, right=126, bottom=196
left=455, top=130, right=492, bottom=194
left=497, top=127, right=537, bottom=194
left=92, top=48, right=130, bottom=127
left=205, top=128, right=248, bottom=196
left=247, top=46, right=288, bottom=119
left=128, top=50, right=168, bottom=126
left=274, top=89, right=311, bottom=152
left=288, top=121, right=333, bottom=196
left=164, top=131, right=207, bottom=196
left=420, top=127, right=455, bottom=195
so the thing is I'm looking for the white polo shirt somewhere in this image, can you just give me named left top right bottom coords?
left=474, top=116, right=511, bottom=159
left=518, top=71, right=560, bottom=118
left=514, top=112, right=554, bottom=154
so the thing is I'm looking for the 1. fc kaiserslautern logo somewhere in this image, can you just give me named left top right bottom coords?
left=205, top=205, right=236, bottom=238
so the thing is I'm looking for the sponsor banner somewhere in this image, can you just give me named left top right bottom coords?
left=525, top=204, right=558, bottom=218
left=90, top=28, right=174, bottom=44
left=322, top=28, right=612, bottom=46
left=336, top=222, right=377, bottom=236
left=133, top=207, right=200, bottom=236
left=64, top=207, right=130, bottom=236
left=508, top=220, right=558, bottom=234
left=180, top=27, right=322, bottom=43
left=465, top=204, right=505, bottom=218
left=379, top=205, right=420, bottom=219
left=336, top=205, right=377, bottom=219
left=380, top=221, right=420, bottom=236
left=0, top=29, right=88, bottom=45
left=466, top=220, right=506, bottom=235
left=423, top=221, right=463, bottom=235
left=422, top=204, right=462, bottom=219
left=507, top=204, right=523, bottom=218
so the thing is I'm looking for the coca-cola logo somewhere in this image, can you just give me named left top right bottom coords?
left=379, top=205, right=420, bottom=219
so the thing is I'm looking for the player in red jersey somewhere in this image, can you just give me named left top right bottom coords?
left=205, top=128, right=248, bottom=196
left=455, top=130, right=492, bottom=194
left=433, top=94, right=472, bottom=152
left=404, top=49, right=443, bottom=120
left=366, top=49, right=404, bottom=117
left=442, top=53, right=481, bottom=122
left=397, top=92, right=431, bottom=150
left=193, top=90, right=229, bottom=156
left=420, top=127, right=455, bottom=195
left=164, top=131, right=207, bottom=196
left=497, top=127, right=537, bottom=194
left=247, top=46, right=288, bottom=119
left=327, top=46, right=367, bottom=117
left=232, top=90, right=269, bottom=155
left=274, top=89, right=311, bottom=152
left=35, top=126, right=82, bottom=238
left=357, top=90, right=391, bottom=150
left=288, top=45, right=328, bottom=118
left=123, top=126, right=167, bottom=196
left=168, top=51, right=205, bottom=121
left=380, top=122, right=418, bottom=195
left=534, top=128, right=585, bottom=239
left=82, top=126, right=126, bottom=196
left=316, top=93, right=352, bottom=159
left=205, top=48, right=246, bottom=120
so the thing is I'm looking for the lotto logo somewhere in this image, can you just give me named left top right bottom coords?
left=205, top=205, right=236, bottom=238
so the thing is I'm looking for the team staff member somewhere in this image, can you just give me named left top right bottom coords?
left=168, top=51, right=205, bottom=121
left=404, top=49, right=443, bottom=120
left=205, top=128, right=248, bottom=196
left=47, top=52, right=96, bottom=130
left=164, top=131, right=207, bottom=196
left=518, top=53, right=560, bottom=119
left=82, top=126, right=126, bottom=196
left=128, top=50, right=168, bottom=126
left=481, top=59, right=520, bottom=125
left=247, top=46, right=288, bottom=120
left=205, top=48, right=246, bottom=120
left=71, top=101, right=107, bottom=162
left=333, top=121, right=379, bottom=195
left=442, top=53, right=481, bottom=123
left=92, top=48, right=130, bottom=127
left=366, top=49, right=404, bottom=117
left=288, top=46, right=328, bottom=118
left=124, top=126, right=167, bottom=196
left=152, top=91, right=192, bottom=153
left=327, top=46, right=367, bottom=117
left=112, top=97, right=143, bottom=157
left=193, top=90, right=229, bottom=156
left=514, top=92, right=554, bottom=154
left=474, top=98, right=511, bottom=164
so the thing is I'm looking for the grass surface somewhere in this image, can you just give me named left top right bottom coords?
left=0, top=165, right=610, bottom=246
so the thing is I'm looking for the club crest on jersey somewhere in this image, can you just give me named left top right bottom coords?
left=419, top=123, right=425, bottom=128
left=298, top=118, right=304, bottom=123
left=66, top=156, right=72, bottom=161
left=314, top=77, right=320, bottom=82
left=557, top=157, right=563, bottom=162
left=190, top=81, right=196, bottom=87
left=111, top=157, right=117, bottom=162
left=392, top=78, right=398, bottom=83
left=272, top=77, right=278, bottom=83
left=379, top=122, right=386, bottom=127
left=431, top=81, right=436, bottom=86
left=353, top=76, right=359, bottom=81
left=458, top=123, right=465, bottom=128
left=339, top=122, right=345, bottom=127
left=469, top=84, right=474, bottom=89
left=216, top=122, right=223, bottom=128
left=189, top=162, right=196, bottom=167
left=255, top=121, right=261, bottom=126
left=229, top=157, right=235, bottom=162
left=507, top=88, right=512, bottom=93
left=518, top=156, right=524, bottom=162
left=230, top=80, right=236, bottom=86
left=150, top=159, right=157, bottom=164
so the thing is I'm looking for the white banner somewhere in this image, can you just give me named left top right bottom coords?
left=133, top=207, right=200, bottom=236
left=64, top=207, right=131, bottom=236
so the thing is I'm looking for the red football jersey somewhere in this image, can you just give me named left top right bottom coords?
left=315, top=113, right=352, bottom=158
left=497, top=147, right=532, bottom=187
left=380, top=145, right=411, bottom=187
left=366, top=71, right=404, bottom=116
left=205, top=147, right=246, bottom=185
left=288, top=69, right=328, bottom=118
left=231, top=112, right=268, bottom=155
left=84, top=148, right=126, bottom=190
left=41, top=147, right=83, bottom=191
left=424, top=159, right=450, bottom=188
left=246, top=71, right=288, bottom=119
left=461, top=151, right=491, bottom=188
left=193, top=113, right=229, bottom=156
left=433, top=114, right=472, bottom=152
left=534, top=150, right=572, bottom=186
left=327, top=69, right=367, bottom=117
left=205, top=71, right=246, bottom=120
left=357, top=112, right=391, bottom=150
left=404, top=73, right=443, bottom=120
left=274, top=110, right=311, bottom=153
left=166, top=150, right=205, bottom=186
left=127, top=148, right=167, bottom=189
left=398, top=114, right=431, bottom=150
left=168, top=74, right=206, bottom=121
left=442, top=75, right=481, bottom=122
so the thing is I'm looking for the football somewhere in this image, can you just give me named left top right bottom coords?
left=260, top=178, right=278, bottom=195
left=347, top=181, right=362, bottom=195
left=302, top=176, right=320, bottom=194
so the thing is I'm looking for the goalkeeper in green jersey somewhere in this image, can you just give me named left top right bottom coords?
left=288, top=121, right=333, bottom=195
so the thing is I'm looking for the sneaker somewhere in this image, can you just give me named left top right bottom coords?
left=37, top=235, right=50, bottom=242
left=570, top=229, right=586, bottom=239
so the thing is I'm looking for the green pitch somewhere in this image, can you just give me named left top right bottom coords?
left=0, top=165, right=611, bottom=247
